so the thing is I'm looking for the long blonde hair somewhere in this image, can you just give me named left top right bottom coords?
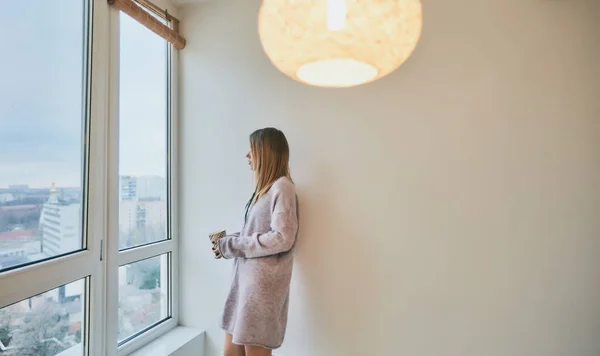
left=250, top=128, right=292, bottom=206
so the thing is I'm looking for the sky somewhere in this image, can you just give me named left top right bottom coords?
left=0, top=1, right=167, bottom=189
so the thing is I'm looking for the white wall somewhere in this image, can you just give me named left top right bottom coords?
left=153, top=0, right=180, bottom=15
left=178, top=1, right=600, bottom=355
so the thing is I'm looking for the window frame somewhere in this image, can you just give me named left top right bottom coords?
left=0, top=0, right=107, bottom=355
left=104, top=3, right=179, bottom=356
left=0, top=1, right=179, bottom=355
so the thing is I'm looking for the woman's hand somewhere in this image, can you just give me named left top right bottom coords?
left=208, top=230, right=226, bottom=259
left=212, top=241, right=222, bottom=259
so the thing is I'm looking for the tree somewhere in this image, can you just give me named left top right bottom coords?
left=0, top=309, right=12, bottom=349
left=3, top=299, right=69, bottom=356
left=129, top=258, right=160, bottom=290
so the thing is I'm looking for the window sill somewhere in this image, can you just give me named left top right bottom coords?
left=128, top=326, right=205, bottom=356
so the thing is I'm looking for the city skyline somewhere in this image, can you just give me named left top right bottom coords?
left=0, top=173, right=167, bottom=272
left=0, top=174, right=167, bottom=191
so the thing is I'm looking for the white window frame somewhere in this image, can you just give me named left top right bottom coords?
left=0, top=1, right=179, bottom=355
left=0, top=0, right=108, bottom=354
left=103, top=3, right=179, bottom=356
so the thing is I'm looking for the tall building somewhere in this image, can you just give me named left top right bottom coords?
left=39, top=184, right=81, bottom=257
left=119, top=200, right=167, bottom=236
left=118, top=176, right=166, bottom=248
left=120, top=175, right=138, bottom=201
left=119, top=175, right=166, bottom=201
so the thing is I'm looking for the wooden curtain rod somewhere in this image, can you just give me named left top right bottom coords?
left=108, top=0, right=186, bottom=49
left=135, top=0, right=180, bottom=27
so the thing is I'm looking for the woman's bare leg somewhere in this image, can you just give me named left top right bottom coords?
left=244, top=345, right=272, bottom=356
left=224, top=333, right=246, bottom=356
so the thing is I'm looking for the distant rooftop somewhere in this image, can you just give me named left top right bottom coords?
left=0, top=229, right=34, bottom=241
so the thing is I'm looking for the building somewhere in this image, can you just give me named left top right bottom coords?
left=117, top=176, right=167, bottom=248
left=0, top=192, right=14, bottom=203
left=0, top=229, right=39, bottom=270
left=119, top=199, right=166, bottom=248
left=119, top=199, right=166, bottom=233
left=7, top=184, right=29, bottom=192
left=39, top=184, right=81, bottom=257
left=119, top=175, right=166, bottom=201
left=120, top=175, right=138, bottom=201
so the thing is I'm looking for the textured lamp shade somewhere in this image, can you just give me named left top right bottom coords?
left=258, top=0, right=423, bottom=88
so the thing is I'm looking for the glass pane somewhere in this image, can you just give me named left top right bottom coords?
left=0, top=1, right=90, bottom=272
left=118, top=13, right=168, bottom=250
left=0, top=279, right=86, bottom=356
left=118, top=254, right=169, bottom=343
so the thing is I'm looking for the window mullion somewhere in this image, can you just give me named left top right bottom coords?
left=167, top=40, right=179, bottom=326
left=0, top=252, right=96, bottom=308
left=117, top=240, right=174, bottom=266
left=88, top=0, right=114, bottom=355
left=103, top=3, right=123, bottom=356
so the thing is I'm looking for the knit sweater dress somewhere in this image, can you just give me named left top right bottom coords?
left=218, top=177, right=299, bottom=349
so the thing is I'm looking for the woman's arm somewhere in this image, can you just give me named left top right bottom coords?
left=218, top=185, right=298, bottom=259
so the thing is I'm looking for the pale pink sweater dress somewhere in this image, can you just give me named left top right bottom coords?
left=218, top=177, right=299, bottom=349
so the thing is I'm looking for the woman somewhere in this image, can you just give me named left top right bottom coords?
left=212, top=127, right=299, bottom=356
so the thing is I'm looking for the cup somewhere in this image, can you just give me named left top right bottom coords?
left=209, top=229, right=226, bottom=244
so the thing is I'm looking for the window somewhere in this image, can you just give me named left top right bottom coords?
left=0, top=279, right=87, bottom=355
left=118, top=254, right=170, bottom=343
left=0, top=0, right=88, bottom=273
left=0, top=1, right=98, bottom=356
left=110, top=7, right=177, bottom=355
left=0, top=1, right=178, bottom=355
left=118, top=13, right=168, bottom=251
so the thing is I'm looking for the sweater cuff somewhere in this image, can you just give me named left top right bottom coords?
left=218, top=237, right=230, bottom=259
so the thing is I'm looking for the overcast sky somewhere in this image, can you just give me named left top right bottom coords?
left=0, top=1, right=167, bottom=189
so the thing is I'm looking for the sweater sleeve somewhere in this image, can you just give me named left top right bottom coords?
left=219, top=185, right=298, bottom=259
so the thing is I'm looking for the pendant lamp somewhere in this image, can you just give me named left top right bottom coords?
left=258, top=0, right=423, bottom=88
